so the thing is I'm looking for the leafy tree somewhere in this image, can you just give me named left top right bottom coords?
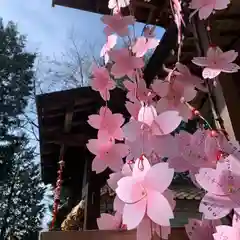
left=0, top=19, right=45, bottom=240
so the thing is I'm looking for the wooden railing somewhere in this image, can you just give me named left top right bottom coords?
left=40, top=228, right=188, bottom=240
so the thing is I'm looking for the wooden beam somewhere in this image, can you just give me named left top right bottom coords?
left=43, top=132, right=87, bottom=146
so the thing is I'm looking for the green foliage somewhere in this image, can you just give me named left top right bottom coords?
left=0, top=19, right=45, bottom=240
left=0, top=136, right=46, bottom=239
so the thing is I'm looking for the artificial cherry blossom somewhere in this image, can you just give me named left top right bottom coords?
left=97, top=212, right=122, bottom=230
left=101, top=14, right=135, bottom=37
left=86, top=0, right=240, bottom=238
left=174, top=63, right=207, bottom=92
left=125, top=101, right=141, bottom=120
left=124, top=79, right=150, bottom=103
left=132, top=36, right=159, bottom=58
left=196, top=154, right=240, bottom=219
left=100, top=34, right=117, bottom=64
left=185, top=218, right=221, bottom=240
left=109, top=48, right=144, bottom=78
left=189, top=0, right=230, bottom=20
left=213, top=213, right=240, bottom=240
left=86, top=131, right=129, bottom=173
left=88, top=106, right=124, bottom=140
left=91, top=66, right=115, bottom=101
left=153, top=77, right=196, bottom=121
left=116, top=157, right=174, bottom=229
left=192, top=46, right=240, bottom=79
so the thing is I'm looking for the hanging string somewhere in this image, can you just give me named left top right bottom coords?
left=50, top=159, right=65, bottom=230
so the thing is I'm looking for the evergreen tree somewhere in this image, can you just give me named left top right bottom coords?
left=0, top=136, right=46, bottom=240
left=0, top=19, right=35, bottom=182
left=0, top=19, right=45, bottom=239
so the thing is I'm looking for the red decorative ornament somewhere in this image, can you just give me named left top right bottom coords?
left=50, top=160, right=65, bottom=230
left=210, top=130, right=218, bottom=137
left=216, top=150, right=224, bottom=161
left=192, top=108, right=200, bottom=117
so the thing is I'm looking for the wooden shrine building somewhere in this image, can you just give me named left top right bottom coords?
left=38, top=0, right=240, bottom=239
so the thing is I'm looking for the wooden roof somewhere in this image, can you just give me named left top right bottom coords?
left=52, top=0, right=171, bottom=28
left=36, top=87, right=129, bottom=184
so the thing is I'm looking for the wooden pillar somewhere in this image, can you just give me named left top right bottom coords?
left=83, top=155, right=101, bottom=230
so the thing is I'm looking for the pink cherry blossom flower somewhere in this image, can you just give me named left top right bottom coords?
left=86, top=131, right=129, bottom=173
left=97, top=212, right=122, bottom=230
left=100, top=34, right=117, bottom=64
left=168, top=130, right=220, bottom=188
left=181, top=129, right=219, bottom=169
left=116, top=156, right=174, bottom=229
left=88, top=106, right=125, bottom=140
left=213, top=213, right=240, bottom=240
left=124, top=79, right=150, bottom=102
left=125, top=133, right=154, bottom=161
left=168, top=155, right=199, bottom=174
left=123, top=107, right=182, bottom=144
left=91, top=65, right=115, bottom=101
left=154, top=77, right=196, bottom=121
left=125, top=101, right=141, bottom=120
left=138, top=105, right=182, bottom=136
left=101, top=14, right=135, bottom=37
left=213, top=225, right=240, bottom=240
left=107, top=163, right=132, bottom=191
left=192, top=46, right=240, bottom=79
left=175, top=63, right=207, bottom=92
left=152, top=135, right=179, bottom=158
left=195, top=154, right=240, bottom=219
left=138, top=104, right=157, bottom=126
left=185, top=218, right=221, bottom=240
left=108, top=0, right=130, bottom=10
left=132, top=36, right=159, bottom=58
left=109, top=48, right=144, bottom=78
left=189, top=0, right=230, bottom=20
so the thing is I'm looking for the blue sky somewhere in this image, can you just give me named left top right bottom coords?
left=0, top=0, right=165, bottom=229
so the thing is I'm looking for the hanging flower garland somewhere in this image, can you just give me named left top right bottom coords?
left=86, top=0, right=240, bottom=239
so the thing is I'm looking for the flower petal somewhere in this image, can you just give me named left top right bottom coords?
left=147, top=190, right=174, bottom=226
left=213, top=225, right=239, bottom=240
left=123, top=198, right=147, bottom=229
left=192, top=57, right=208, bottom=67
left=153, top=111, right=182, bottom=135
left=92, top=156, right=107, bottom=173
left=199, top=193, right=232, bottom=220
left=114, top=196, right=125, bottom=214
left=202, top=67, right=221, bottom=79
left=107, top=172, right=123, bottom=190
left=195, top=168, right=227, bottom=195
left=199, top=4, right=214, bottom=20
left=116, top=176, right=144, bottom=203
left=97, top=213, right=121, bottom=230
left=144, top=162, right=174, bottom=193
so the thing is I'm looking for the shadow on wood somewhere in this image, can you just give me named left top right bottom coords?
left=40, top=228, right=188, bottom=240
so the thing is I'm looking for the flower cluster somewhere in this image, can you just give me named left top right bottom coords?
left=86, top=0, right=240, bottom=239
